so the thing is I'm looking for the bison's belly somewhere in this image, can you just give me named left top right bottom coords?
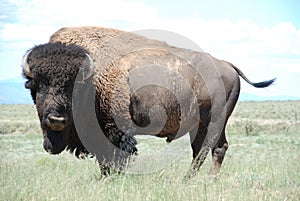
left=130, top=107, right=200, bottom=141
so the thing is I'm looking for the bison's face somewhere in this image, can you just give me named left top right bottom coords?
left=27, top=77, right=73, bottom=154
left=22, top=42, right=93, bottom=155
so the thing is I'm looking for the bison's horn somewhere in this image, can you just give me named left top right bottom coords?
left=22, top=50, right=33, bottom=78
left=83, top=53, right=94, bottom=80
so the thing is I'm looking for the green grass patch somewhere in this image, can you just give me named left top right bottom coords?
left=1, top=133, right=299, bottom=201
left=0, top=102, right=300, bottom=200
left=0, top=104, right=40, bottom=134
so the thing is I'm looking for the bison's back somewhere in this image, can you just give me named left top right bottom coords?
left=49, top=26, right=124, bottom=57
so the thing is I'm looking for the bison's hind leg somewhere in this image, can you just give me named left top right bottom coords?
left=210, top=130, right=228, bottom=175
left=210, top=77, right=239, bottom=176
left=185, top=106, right=211, bottom=179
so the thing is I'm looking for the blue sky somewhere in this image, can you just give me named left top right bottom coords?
left=0, top=0, right=299, bottom=98
left=144, top=0, right=300, bottom=27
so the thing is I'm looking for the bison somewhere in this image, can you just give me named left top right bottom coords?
left=23, top=26, right=275, bottom=177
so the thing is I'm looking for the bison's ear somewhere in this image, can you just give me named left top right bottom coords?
left=25, top=80, right=32, bottom=89
left=22, top=50, right=33, bottom=78
left=24, top=79, right=37, bottom=104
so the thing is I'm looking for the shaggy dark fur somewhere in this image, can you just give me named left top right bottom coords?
left=24, top=42, right=137, bottom=159
left=24, top=42, right=88, bottom=101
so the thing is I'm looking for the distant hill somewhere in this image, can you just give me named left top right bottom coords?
left=0, top=76, right=299, bottom=104
left=239, top=92, right=300, bottom=102
left=0, top=76, right=33, bottom=104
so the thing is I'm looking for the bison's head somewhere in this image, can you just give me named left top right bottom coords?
left=22, top=42, right=93, bottom=155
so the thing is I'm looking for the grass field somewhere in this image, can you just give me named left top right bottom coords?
left=0, top=102, right=300, bottom=201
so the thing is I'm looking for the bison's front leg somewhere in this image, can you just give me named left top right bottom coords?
left=119, top=127, right=138, bottom=155
left=98, top=162, right=114, bottom=176
left=102, top=126, right=137, bottom=174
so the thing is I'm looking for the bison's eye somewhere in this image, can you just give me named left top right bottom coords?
left=37, top=79, right=49, bottom=91
left=38, top=82, right=47, bottom=91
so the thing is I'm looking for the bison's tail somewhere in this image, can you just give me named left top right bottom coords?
left=229, top=62, right=276, bottom=88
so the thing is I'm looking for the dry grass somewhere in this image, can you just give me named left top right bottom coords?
left=0, top=102, right=300, bottom=201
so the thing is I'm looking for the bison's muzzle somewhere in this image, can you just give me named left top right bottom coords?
left=45, top=114, right=68, bottom=131
left=42, top=113, right=70, bottom=154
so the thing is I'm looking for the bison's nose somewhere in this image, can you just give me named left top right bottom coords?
left=46, top=115, right=68, bottom=131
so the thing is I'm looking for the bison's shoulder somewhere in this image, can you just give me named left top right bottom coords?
left=49, top=26, right=124, bottom=55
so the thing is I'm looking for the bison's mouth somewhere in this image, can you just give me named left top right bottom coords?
left=43, top=129, right=68, bottom=154
left=42, top=113, right=71, bottom=154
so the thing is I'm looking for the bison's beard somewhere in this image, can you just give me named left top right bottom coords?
left=43, top=128, right=69, bottom=154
